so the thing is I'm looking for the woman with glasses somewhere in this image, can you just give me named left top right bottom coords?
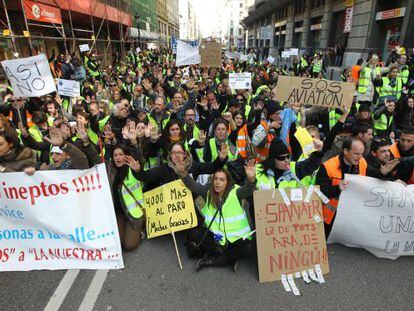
left=255, top=138, right=323, bottom=190
left=135, top=141, right=227, bottom=191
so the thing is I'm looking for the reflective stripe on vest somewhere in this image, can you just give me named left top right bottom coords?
left=120, top=168, right=144, bottom=219
left=379, top=77, right=403, bottom=99
left=255, top=162, right=302, bottom=190
left=373, top=113, right=393, bottom=133
left=201, top=186, right=252, bottom=245
left=322, top=155, right=367, bottom=224
left=209, top=138, right=237, bottom=161
left=236, top=125, right=248, bottom=159
left=389, top=142, right=401, bottom=158
left=255, top=120, right=272, bottom=162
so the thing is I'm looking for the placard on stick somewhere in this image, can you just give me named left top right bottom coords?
left=143, top=179, right=197, bottom=238
left=253, top=188, right=329, bottom=283
left=273, top=76, right=355, bottom=110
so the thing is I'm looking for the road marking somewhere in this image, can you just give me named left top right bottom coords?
left=44, top=269, right=80, bottom=311
left=78, top=269, right=109, bottom=311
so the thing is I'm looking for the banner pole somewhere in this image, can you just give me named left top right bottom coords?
left=171, top=231, right=183, bottom=270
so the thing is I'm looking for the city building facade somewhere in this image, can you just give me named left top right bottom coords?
left=243, top=0, right=414, bottom=66
left=179, top=0, right=200, bottom=41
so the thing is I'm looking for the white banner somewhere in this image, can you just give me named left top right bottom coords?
left=1, top=54, right=56, bottom=98
left=328, top=175, right=414, bottom=260
left=267, top=55, right=275, bottom=64
left=281, top=51, right=290, bottom=58
left=176, top=40, right=200, bottom=67
left=229, top=72, right=252, bottom=90
left=0, top=164, right=124, bottom=271
left=79, top=44, right=90, bottom=52
left=289, top=48, right=299, bottom=56
left=57, top=79, right=80, bottom=97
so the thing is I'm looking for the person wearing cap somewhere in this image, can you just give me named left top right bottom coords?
left=316, top=137, right=367, bottom=237
left=372, top=96, right=396, bottom=138
left=393, top=50, right=409, bottom=84
left=255, top=138, right=323, bottom=190
left=252, top=100, right=282, bottom=162
left=41, top=127, right=88, bottom=170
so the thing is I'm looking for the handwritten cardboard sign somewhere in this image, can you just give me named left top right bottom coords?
left=143, top=179, right=197, bottom=238
left=273, top=76, right=355, bottom=110
left=1, top=54, right=56, bottom=97
left=329, top=175, right=414, bottom=259
left=254, top=188, right=329, bottom=283
left=199, top=40, right=221, bottom=68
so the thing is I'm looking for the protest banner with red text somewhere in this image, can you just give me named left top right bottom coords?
left=0, top=164, right=123, bottom=271
left=254, top=188, right=329, bottom=283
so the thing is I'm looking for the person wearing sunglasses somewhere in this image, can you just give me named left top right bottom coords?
left=255, top=138, right=323, bottom=191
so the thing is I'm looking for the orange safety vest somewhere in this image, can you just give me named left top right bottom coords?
left=255, top=120, right=273, bottom=163
left=389, top=142, right=401, bottom=158
left=322, top=155, right=367, bottom=224
left=8, top=110, right=34, bottom=128
left=236, top=124, right=249, bottom=159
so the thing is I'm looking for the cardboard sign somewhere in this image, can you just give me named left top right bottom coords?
left=273, top=76, right=355, bottom=110
left=267, top=55, right=275, bottom=64
left=143, top=180, right=197, bottom=238
left=329, top=175, right=414, bottom=259
left=0, top=164, right=123, bottom=271
left=229, top=72, right=252, bottom=90
left=57, top=79, right=80, bottom=97
left=23, top=0, right=62, bottom=25
left=79, top=44, right=90, bottom=52
left=254, top=188, right=329, bottom=283
left=1, top=54, right=56, bottom=98
left=176, top=39, right=200, bottom=67
left=199, top=40, right=221, bottom=68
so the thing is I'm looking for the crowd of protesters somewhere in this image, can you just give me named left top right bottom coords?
left=0, top=44, right=413, bottom=271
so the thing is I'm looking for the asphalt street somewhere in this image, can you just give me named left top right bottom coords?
left=1, top=232, right=413, bottom=311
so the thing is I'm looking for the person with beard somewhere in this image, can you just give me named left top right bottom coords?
left=107, top=144, right=144, bottom=251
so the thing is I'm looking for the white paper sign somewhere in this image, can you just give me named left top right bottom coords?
left=240, top=54, right=248, bottom=62
left=57, top=79, right=80, bottom=97
left=328, top=175, right=414, bottom=259
left=267, top=55, right=275, bottom=64
left=0, top=164, right=124, bottom=271
left=136, top=47, right=141, bottom=53
left=281, top=51, right=290, bottom=58
left=1, top=54, right=56, bottom=97
left=176, top=39, right=200, bottom=67
left=229, top=72, right=252, bottom=90
left=289, top=48, right=299, bottom=56
left=79, top=44, right=90, bottom=52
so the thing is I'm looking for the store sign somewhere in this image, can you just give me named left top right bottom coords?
left=376, top=7, right=406, bottom=21
left=23, top=0, right=62, bottom=25
left=343, top=6, right=353, bottom=33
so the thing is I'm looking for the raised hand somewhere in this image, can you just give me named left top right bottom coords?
left=198, top=130, right=206, bottom=146
left=198, top=97, right=209, bottom=111
left=244, top=159, right=256, bottom=182
left=380, top=159, right=399, bottom=176
left=76, top=121, right=89, bottom=143
left=218, top=143, right=229, bottom=161
left=47, top=127, right=64, bottom=146
left=313, top=138, right=324, bottom=152
left=125, top=155, right=140, bottom=172
left=103, top=124, right=115, bottom=142
left=150, top=125, right=161, bottom=141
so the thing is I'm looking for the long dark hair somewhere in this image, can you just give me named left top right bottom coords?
left=0, top=131, right=23, bottom=154
left=111, top=144, right=131, bottom=187
left=208, top=169, right=234, bottom=209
